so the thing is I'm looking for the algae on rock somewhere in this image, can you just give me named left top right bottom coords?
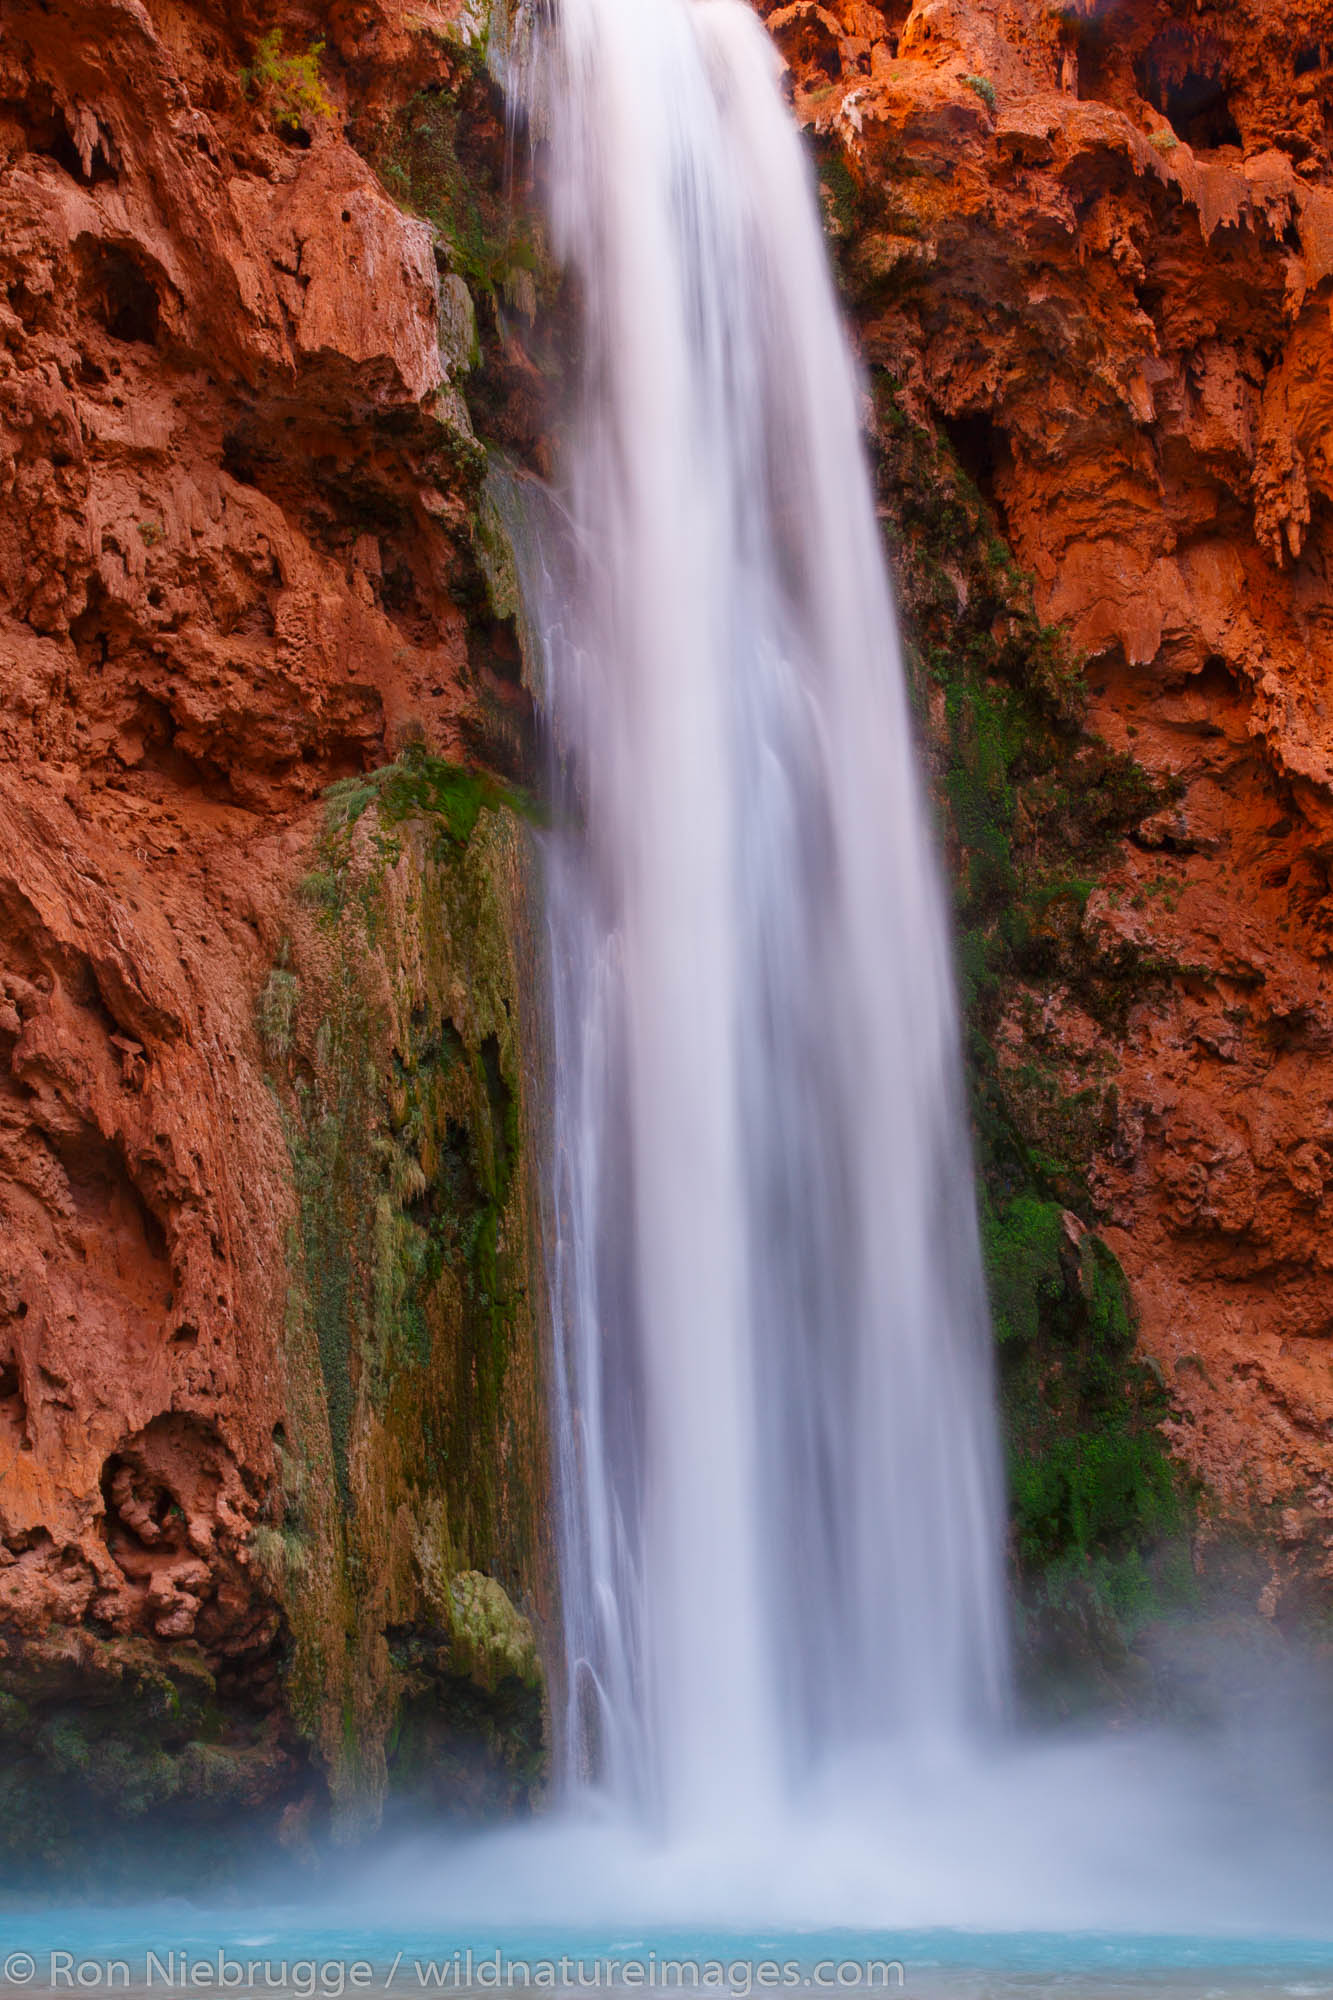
left=260, top=758, right=553, bottom=1834
left=0, top=1632, right=298, bottom=1890
left=859, top=368, right=1197, bottom=1699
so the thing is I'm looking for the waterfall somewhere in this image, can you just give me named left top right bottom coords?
left=530, top=0, right=1011, bottom=1827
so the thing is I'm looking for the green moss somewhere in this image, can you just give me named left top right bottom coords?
left=427, top=0, right=502, bottom=59
left=982, top=1040, right=1184, bottom=1570
left=474, top=478, right=523, bottom=623
left=261, top=755, right=548, bottom=1831
left=325, top=741, right=530, bottom=849
left=376, top=85, right=547, bottom=307
left=1011, top=1431, right=1178, bottom=1567
left=257, top=951, right=299, bottom=1062
left=864, top=373, right=1192, bottom=1665
left=1014, top=1535, right=1202, bottom=1715
left=817, top=149, right=865, bottom=240
left=963, top=73, right=998, bottom=113
left=0, top=1638, right=292, bottom=1887
left=985, top=1194, right=1183, bottom=1576
left=384, top=1630, right=545, bottom=1810
left=985, top=1194, right=1067, bottom=1349
left=446, top=1570, right=541, bottom=1693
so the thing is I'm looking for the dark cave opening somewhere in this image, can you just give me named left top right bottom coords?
left=0, top=1357, right=27, bottom=1443
left=82, top=245, right=162, bottom=346
left=878, top=0, right=912, bottom=58
left=941, top=410, right=1007, bottom=509
left=1167, top=72, right=1242, bottom=150
left=1134, top=50, right=1242, bottom=151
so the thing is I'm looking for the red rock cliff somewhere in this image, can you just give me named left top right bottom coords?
left=0, top=0, right=551, bottom=1869
left=763, top=0, right=1333, bottom=1589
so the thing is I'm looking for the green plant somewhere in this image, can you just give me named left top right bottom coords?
left=986, top=1195, right=1185, bottom=1570
left=242, top=29, right=333, bottom=137
left=859, top=374, right=1192, bottom=1630
left=256, top=953, right=299, bottom=1061
left=963, top=73, right=998, bottom=113
left=253, top=760, right=550, bottom=1818
left=817, top=150, right=864, bottom=240
left=323, top=741, right=533, bottom=853
left=376, top=88, right=548, bottom=305
left=137, top=520, right=164, bottom=547
left=0, top=1636, right=288, bottom=1887
left=1149, top=127, right=1180, bottom=153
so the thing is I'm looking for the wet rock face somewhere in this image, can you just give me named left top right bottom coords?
left=0, top=0, right=544, bottom=1835
left=762, top=0, right=1333, bottom=1531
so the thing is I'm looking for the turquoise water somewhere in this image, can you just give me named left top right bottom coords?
left=8, top=1714, right=1333, bottom=1994
left=8, top=1720, right=1333, bottom=1997
left=3, top=1914, right=1333, bottom=1999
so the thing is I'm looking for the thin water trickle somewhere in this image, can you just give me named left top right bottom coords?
left=526, top=0, right=1010, bottom=1824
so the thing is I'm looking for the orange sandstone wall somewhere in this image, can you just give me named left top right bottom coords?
left=764, top=0, right=1333, bottom=1559
left=0, top=0, right=551, bottom=1857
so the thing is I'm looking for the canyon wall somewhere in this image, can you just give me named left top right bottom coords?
left=1, top=0, right=1332, bottom=1865
left=760, top=0, right=1333, bottom=1653
left=0, top=0, right=554, bottom=1874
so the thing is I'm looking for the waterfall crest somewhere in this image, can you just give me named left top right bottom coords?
left=530, top=0, right=1011, bottom=1826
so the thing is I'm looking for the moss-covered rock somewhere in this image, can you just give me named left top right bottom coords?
left=0, top=1632, right=299, bottom=1889
left=444, top=1570, right=541, bottom=1693
left=860, top=370, right=1201, bottom=1704
left=986, top=1201, right=1181, bottom=1568
left=369, top=62, right=553, bottom=323
left=259, top=751, right=553, bottom=1837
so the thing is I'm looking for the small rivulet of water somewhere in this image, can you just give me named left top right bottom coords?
left=523, top=0, right=1012, bottom=1827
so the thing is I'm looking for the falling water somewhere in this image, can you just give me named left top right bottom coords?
left=531, top=0, right=1011, bottom=1826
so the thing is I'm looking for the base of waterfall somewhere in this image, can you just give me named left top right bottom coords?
left=11, top=1718, right=1333, bottom=1981
left=353, top=1729, right=1333, bottom=1941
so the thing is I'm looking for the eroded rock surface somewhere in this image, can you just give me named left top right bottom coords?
left=0, top=0, right=549, bottom=1860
